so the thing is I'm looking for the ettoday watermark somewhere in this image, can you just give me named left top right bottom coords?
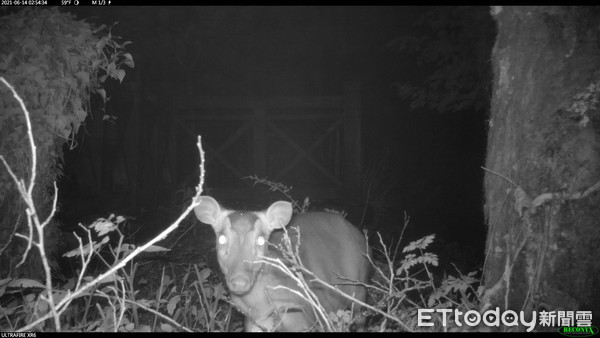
left=418, top=308, right=594, bottom=333
left=418, top=307, right=536, bottom=332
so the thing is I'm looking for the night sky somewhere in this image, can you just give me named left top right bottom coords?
left=61, top=6, right=491, bottom=272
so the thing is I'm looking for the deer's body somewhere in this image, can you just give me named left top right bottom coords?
left=194, top=196, right=370, bottom=331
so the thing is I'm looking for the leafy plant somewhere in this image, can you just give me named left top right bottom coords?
left=0, top=7, right=134, bottom=280
left=366, top=226, right=482, bottom=332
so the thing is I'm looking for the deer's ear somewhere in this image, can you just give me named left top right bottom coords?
left=264, top=201, right=293, bottom=231
left=194, top=196, right=222, bottom=226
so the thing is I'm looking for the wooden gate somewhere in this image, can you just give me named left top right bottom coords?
left=169, top=83, right=361, bottom=205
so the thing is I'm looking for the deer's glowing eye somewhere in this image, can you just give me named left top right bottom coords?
left=218, top=234, right=227, bottom=245
left=257, top=235, right=265, bottom=246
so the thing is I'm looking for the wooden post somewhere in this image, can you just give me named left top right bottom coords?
left=253, top=107, right=266, bottom=201
left=342, top=82, right=362, bottom=199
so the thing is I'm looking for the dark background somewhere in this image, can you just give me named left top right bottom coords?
left=59, top=6, right=492, bottom=273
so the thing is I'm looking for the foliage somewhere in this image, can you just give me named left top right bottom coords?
left=389, top=6, right=495, bottom=114
left=0, top=7, right=133, bottom=278
left=366, top=231, right=482, bottom=332
left=0, top=7, right=133, bottom=143
left=0, top=211, right=231, bottom=332
left=149, top=264, right=230, bottom=332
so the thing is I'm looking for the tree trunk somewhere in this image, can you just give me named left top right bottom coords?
left=484, top=6, right=600, bottom=329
